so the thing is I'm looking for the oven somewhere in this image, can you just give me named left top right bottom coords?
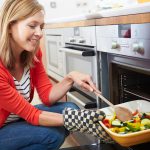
left=96, top=23, right=150, bottom=149
left=44, top=28, right=65, bottom=81
left=99, top=52, right=150, bottom=107
left=60, top=26, right=100, bottom=109
left=96, top=23, right=150, bottom=104
left=107, top=54, right=150, bottom=105
left=59, top=26, right=99, bottom=146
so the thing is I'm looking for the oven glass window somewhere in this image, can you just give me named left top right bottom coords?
left=48, top=41, right=58, bottom=67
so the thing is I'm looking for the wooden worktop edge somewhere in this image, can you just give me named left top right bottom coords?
left=44, top=13, right=150, bottom=29
left=44, top=19, right=95, bottom=29
left=96, top=13, right=150, bottom=25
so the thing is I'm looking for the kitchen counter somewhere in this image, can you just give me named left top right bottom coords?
left=44, top=3, right=150, bottom=28
left=96, top=12, right=150, bottom=25
left=87, top=2, right=150, bottom=19
left=44, top=12, right=150, bottom=29
left=60, top=142, right=150, bottom=150
left=44, top=19, right=95, bottom=29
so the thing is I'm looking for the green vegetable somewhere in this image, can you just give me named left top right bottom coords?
left=105, top=112, right=150, bottom=134
left=127, top=122, right=141, bottom=132
left=141, top=118, right=150, bottom=128
left=112, top=119, right=122, bottom=127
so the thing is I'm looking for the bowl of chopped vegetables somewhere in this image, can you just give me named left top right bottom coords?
left=99, top=100, right=150, bottom=147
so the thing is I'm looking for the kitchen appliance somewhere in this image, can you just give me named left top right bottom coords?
left=60, top=26, right=100, bottom=109
left=96, top=23, right=150, bottom=149
left=44, top=28, right=65, bottom=81
left=59, top=26, right=99, bottom=146
left=96, top=23, right=150, bottom=104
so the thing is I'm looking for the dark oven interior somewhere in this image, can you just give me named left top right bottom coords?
left=108, top=55, right=150, bottom=105
left=110, top=63, right=150, bottom=104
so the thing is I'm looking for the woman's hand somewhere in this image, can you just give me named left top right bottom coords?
left=67, top=71, right=100, bottom=93
left=49, top=71, right=100, bottom=104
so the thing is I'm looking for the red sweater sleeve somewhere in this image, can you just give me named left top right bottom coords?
left=0, top=70, right=42, bottom=126
left=32, top=49, right=53, bottom=106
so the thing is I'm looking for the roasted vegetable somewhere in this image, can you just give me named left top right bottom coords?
left=112, top=119, right=122, bottom=127
left=103, top=111, right=150, bottom=134
left=141, top=118, right=150, bottom=127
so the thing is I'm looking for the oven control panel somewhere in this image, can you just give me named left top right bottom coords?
left=96, top=23, right=150, bottom=59
left=63, top=26, right=96, bottom=47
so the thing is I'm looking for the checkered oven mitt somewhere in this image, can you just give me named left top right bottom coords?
left=63, top=108, right=114, bottom=144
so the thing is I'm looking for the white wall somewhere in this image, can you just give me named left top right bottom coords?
left=38, top=0, right=97, bottom=22
left=0, top=0, right=4, bottom=8
left=38, top=0, right=138, bottom=22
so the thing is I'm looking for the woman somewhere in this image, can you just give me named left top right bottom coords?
left=0, top=0, right=113, bottom=150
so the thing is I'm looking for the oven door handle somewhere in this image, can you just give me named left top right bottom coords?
left=67, top=92, right=86, bottom=107
left=59, top=47, right=95, bottom=57
left=67, top=92, right=97, bottom=109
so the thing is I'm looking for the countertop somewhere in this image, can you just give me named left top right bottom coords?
left=44, top=12, right=150, bottom=29
left=44, top=3, right=150, bottom=29
left=86, top=2, right=150, bottom=19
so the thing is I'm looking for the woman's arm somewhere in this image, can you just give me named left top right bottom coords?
left=48, top=74, right=73, bottom=105
left=34, top=50, right=99, bottom=105
left=49, top=71, right=99, bottom=105
left=39, top=111, right=64, bottom=126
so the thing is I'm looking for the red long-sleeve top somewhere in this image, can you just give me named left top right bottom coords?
left=0, top=49, right=53, bottom=128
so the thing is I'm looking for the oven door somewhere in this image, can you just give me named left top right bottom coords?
left=59, top=45, right=99, bottom=97
left=67, top=88, right=97, bottom=109
left=45, top=34, right=64, bottom=81
left=61, top=45, right=99, bottom=146
left=66, top=88, right=98, bottom=146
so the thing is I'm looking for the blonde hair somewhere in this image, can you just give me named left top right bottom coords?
left=0, top=0, right=44, bottom=69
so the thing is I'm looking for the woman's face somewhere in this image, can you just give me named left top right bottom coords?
left=9, top=11, right=44, bottom=53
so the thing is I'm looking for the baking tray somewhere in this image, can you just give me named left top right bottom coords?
left=99, top=100, right=150, bottom=147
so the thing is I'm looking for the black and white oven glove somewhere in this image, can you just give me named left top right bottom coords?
left=63, top=108, right=114, bottom=144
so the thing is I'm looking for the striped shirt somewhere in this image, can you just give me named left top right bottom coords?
left=5, top=67, right=30, bottom=124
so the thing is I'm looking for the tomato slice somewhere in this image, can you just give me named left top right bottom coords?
left=132, top=109, right=139, bottom=116
left=102, top=119, right=111, bottom=128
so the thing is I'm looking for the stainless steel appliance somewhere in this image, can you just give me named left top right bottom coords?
left=96, top=23, right=150, bottom=149
left=96, top=23, right=150, bottom=106
left=44, top=28, right=65, bottom=81
left=60, top=26, right=99, bottom=109
left=59, top=26, right=99, bottom=146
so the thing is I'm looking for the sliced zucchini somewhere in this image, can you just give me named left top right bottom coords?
left=140, top=126, right=146, bottom=130
left=123, top=120, right=134, bottom=126
left=112, top=119, right=122, bottom=127
left=125, top=127, right=130, bottom=131
left=141, top=118, right=150, bottom=126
